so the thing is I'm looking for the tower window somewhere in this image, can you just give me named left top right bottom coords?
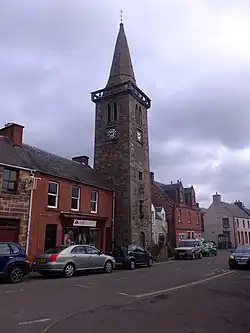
left=107, top=104, right=111, bottom=123
left=139, top=171, right=143, bottom=180
left=113, top=102, right=117, bottom=121
left=139, top=200, right=144, bottom=219
left=135, top=104, right=142, bottom=127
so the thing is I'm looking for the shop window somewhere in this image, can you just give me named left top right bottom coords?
left=90, top=191, right=98, bottom=213
left=44, top=224, right=57, bottom=251
left=47, top=182, right=59, bottom=208
left=2, top=168, right=18, bottom=192
left=71, top=187, right=80, bottom=211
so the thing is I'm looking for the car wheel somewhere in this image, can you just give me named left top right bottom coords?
left=148, top=258, right=153, bottom=267
left=63, top=263, right=75, bottom=278
left=229, top=264, right=235, bottom=270
left=8, top=266, right=25, bottom=284
left=129, top=259, right=135, bottom=270
left=104, top=260, right=113, bottom=273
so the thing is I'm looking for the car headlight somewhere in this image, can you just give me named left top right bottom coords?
left=229, top=255, right=235, bottom=260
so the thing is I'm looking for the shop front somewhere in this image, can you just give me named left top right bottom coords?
left=60, top=213, right=108, bottom=252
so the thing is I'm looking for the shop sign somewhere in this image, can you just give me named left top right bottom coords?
left=73, top=219, right=97, bottom=227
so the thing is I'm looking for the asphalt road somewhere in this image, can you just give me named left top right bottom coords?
left=1, top=250, right=249, bottom=333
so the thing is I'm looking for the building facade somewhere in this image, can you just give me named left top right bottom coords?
left=92, top=22, right=152, bottom=247
left=0, top=123, right=114, bottom=260
left=151, top=205, right=167, bottom=245
left=203, top=193, right=250, bottom=248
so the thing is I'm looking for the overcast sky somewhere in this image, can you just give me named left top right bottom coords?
left=1, top=0, right=250, bottom=208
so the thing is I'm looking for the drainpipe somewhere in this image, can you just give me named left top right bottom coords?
left=111, top=190, right=116, bottom=251
left=26, top=186, right=34, bottom=256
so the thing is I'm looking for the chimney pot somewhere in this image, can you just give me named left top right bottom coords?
left=72, top=155, right=89, bottom=166
left=0, top=122, right=24, bottom=147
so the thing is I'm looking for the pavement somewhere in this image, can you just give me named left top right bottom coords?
left=1, top=250, right=250, bottom=333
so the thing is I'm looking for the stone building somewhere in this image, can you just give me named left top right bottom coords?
left=91, top=22, right=152, bottom=247
left=0, top=123, right=33, bottom=249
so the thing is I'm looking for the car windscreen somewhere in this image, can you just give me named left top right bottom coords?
left=235, top=246, right=250, bottom=254
left=45, top=246, right=68, bottom=254
left=179, top=241, right=195, bottom=247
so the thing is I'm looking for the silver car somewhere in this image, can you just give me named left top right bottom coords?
left=32, top=245, right=115, bottom=278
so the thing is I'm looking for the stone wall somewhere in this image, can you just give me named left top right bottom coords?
left=0, top=167, right=31, bottom=249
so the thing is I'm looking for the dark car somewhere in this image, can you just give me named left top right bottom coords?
left=174, top=239, right=203, bottom=260
left=111, top=244, right=153, bottom=270
left=228, top=245, right=250, bottom=269
left=0, top=242, right=30, bottom=283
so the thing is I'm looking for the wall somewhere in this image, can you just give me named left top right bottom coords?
left=28, top=173, right=113, bottom=259
left=176, top=206, right=202, bottom=232
left=0, top=167, right=31, bottom=249
left=235, top=217, right=250, bottom=245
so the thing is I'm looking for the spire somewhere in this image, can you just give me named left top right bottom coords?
left=106, top=23, right=136, bottom=88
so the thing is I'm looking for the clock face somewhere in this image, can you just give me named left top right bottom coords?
left=137, top=130, right=142, bottom=142
left=107, top=128, right=116, bottom=140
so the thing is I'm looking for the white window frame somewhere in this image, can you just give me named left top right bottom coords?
left=90, top=191, right=98, bottom=213
left=47, top=182, right=59, bottom=208
left=71, top=186, right=80, bottom=211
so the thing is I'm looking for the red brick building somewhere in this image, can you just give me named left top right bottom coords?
left=0, top=123, right=114, bottom=260
left=150, top=173, right=202, bottom=246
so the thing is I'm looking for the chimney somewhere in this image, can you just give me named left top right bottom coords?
left=234, top=200, right=244, bottom=209
left=72, top=155, right=89, bottom=166
left=177, top=180, right=180, bottom=183
left=170, top=181, right=173, bottom=184
left=213, top=192, right=221, bottom=203
left=150, top=172, right=154, bottom=182
left=0, top=122, right=24, bottom=147
left=196, top=202, right=200, bottom=209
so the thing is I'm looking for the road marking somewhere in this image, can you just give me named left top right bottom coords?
left=76, top=283, right=93, bottom=288
left=114, top=277, right=129, bottom=281
left=19, top=318, right=51, bottom=325
left=118, top=271, right=234, bottom=299
left=204, top=272, right=215, bottom=277
left=0, top=288, right=24, bottom=295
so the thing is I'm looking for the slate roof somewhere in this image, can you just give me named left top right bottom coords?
left=154, top=181, right=180, bottom=192
left=222, top=202, right=250, bottom=218
left=0, top=136, right=112, bottom=191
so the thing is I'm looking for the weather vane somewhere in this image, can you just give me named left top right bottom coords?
left=120, top=10, right=123, bottom=23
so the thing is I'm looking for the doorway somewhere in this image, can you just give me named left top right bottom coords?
left=44, top=224, right=57, bottom=251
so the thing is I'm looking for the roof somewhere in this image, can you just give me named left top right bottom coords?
left=222, top=202, right=250, bottom=218
left=106, top=23, right=136, bottom=88
left=0, top=136, right=112, bottom=191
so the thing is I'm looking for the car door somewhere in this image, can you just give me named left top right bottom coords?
left=0, top=243, right=13, bottom=276
left=137, top=246, right=149, bottom=264
left=84, top=246, right=105, bottom=269
left=70, top=246, right=90, bottom=270
left=133, top=246, right=145, bottom=264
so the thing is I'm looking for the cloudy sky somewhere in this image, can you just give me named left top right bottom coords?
left=1, top=0, right=250, bottom=208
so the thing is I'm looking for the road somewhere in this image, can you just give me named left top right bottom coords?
left=1, top=250, right=250, bottom=333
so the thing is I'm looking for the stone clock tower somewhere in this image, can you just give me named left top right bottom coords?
left=91, top=23, right=152, bottom=247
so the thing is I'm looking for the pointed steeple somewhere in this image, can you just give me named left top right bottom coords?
left=106, top=23, right=136, bottom=88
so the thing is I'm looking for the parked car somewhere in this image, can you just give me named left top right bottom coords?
left=32, top=245, right=115, bottom=278
left=174, top=239, right=203, bottom=260
left=0, top=242, right=31, bottom=283
left=202, top=242, right=217, bottom=257
left=228, top=245, right=250, bottom=269
left=110, top=244, right=153, bottom=270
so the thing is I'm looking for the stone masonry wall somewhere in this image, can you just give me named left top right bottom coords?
left=0, top=167, right=31, bottom=249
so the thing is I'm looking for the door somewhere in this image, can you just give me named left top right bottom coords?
left=44, top=224, right=57, bottom=251
left=133, top=246, right=147, bottom=264
left=84, top=246, right=105, bottom=268
left=0, top=243, right=13, bottom=275
left=70, top=246, right=90, bottom=270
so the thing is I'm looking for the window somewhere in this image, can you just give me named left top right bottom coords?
left=237, top=231, right=241, bottom=244
left=71, top=246, right=86, bottom=254
left=9, top=244, right=20, bottom=254
left=90, top=191, right=98, bottom=213
left=135, top=104, right=142, bottom=127
left=2, top=168, right=18, bottom=192
left=71, top=187, right=80, bottom=211
left=84, top=246, right=100, bottom=254
left=222, top=218, right=229, bottom=229
left=248, top=220, right=250, bottom=228
left=47, top=182, right=59, bottom=208
left=107, top=104, right=111, bottom=123
left=245, top=232, right=248, bottom=244
left=243, top=220, right=245, bottom=228
left=139, top=200, right=144, bottom=218
left=113, top=102, right=117, bottom=121
left=139, top=171, right=143, bottom=180
left=237, top=219, right=239, bottom=228
left=0, top=243, right=11, bottom=255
